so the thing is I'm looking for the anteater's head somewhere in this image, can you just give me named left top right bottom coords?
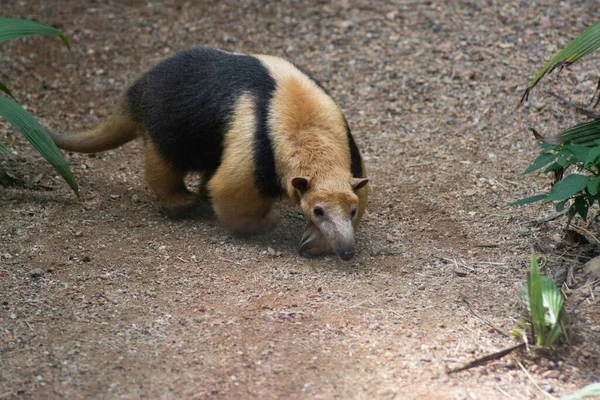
left=293, top=177, right=368, bottom=261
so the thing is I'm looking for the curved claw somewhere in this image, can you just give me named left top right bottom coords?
left=298, top=223, right=335, bottom=258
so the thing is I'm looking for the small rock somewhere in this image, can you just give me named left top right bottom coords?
left=109, top=194, right=120, bottom=200
left=30, top=268, right=44, bottom=278
left=418, top=285, right=426, bottom=290
left=541, top=370, right=561, bottom=379
left=267, top=247, right=276, bottom=256
left=584, top=256, right=600, bottom=279
left=81, top=256, right=91, bottom=263
left=580, top=349, right=591, bottom=358
left=454, top=267, right=468, bottom=277
left=542, top=385, right=554, bottom=393
left=464, top=189, right=476, bottom=196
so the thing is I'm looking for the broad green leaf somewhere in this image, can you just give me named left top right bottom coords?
left=560, top=118, right=600, bottom=147
left=587, top=190, right=596, bottom=207
left=0, top=82, right=16, bottom=100
left=573, top=195, right=589, bottom=221
left=543, top=162, right=563, bottom=174
left=507, top=194, right=547, bottom=206
left=523, top=19, right=600, bottom=100
left=527, top=253, right=546, bottom=347
left=539, top=142, right=555, bottom=151
left=564, top=144, right=590, bottom=162
left=523, top=152, right=556, bottom=174
left=0, top=18, right=69, bottom=49
left=588, top=176, right=600, bottom=195
left=544, top=174, right=590, bottom=202
left=0, top=96, right=78, bottom=194
left=555, top=198, right=569, bottom=212
left=584, top=146, right=600, bottom=166
left=556, top=152, right=569, bottom=167
left=561, top=383, right=600, bottom=400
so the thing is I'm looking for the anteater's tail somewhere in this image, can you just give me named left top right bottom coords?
left=49, top=106, right=141, bottom=153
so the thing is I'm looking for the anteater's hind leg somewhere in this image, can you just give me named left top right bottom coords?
left=208, top=173, right=277, bottom=235
left=144, top=140, right=198, bottom=215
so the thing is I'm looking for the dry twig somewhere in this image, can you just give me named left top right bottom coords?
left=447, top=343, right=525, bottom=374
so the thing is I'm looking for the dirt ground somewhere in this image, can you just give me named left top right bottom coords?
left=1, top=0, right=600, bottom=399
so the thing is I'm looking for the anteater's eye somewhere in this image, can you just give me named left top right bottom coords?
left=313, top=207, right=324, bottom=217
left=351, top=208, right=357, bottom=218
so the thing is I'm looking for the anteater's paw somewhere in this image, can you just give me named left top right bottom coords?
left=298, top=223, right=335, bottom=258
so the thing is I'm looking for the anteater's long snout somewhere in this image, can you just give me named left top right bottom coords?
left=332, top=231, right=355, bottom=261
left=298, top=220, right=356, bottom=261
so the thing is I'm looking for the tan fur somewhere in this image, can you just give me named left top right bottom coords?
left=255, top=55, right=353, bottom=200
left=207, top=93, right=277, bottom=233
left=144, top=140, right=197, bottom=212
left=48, top=100, right=140, bottom=153
left=256, top=55, right=368, bottom=258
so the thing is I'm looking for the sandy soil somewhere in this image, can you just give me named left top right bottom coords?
left=1, top=1, right=599, bottom=399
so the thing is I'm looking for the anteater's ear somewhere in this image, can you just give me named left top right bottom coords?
left=351, top=178, right=369, bottom=191
left=291, top=177, right=310, bottom=195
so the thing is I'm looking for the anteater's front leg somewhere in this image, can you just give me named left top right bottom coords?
left=208, top=173, right=277, bottom=235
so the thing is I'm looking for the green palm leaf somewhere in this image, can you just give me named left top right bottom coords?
left=527, top=254, right=546, bottom=346
left=523, top=19, right=600, bottom=101
left=520, top=254, right=565, bottom=347
left=559, top=117, right=600, bottom=146
left=0, top=18, right=69, bottom=48
left=0, top=96, right=78, bottom=194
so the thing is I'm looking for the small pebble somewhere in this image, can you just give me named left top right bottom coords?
left=30, top=268, right=44, bottom=278
left=542, top=370, right=561, bottom=379
left=267, top=247, right=276, bottom=256
left=454, top=267, right=468, bottom=277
